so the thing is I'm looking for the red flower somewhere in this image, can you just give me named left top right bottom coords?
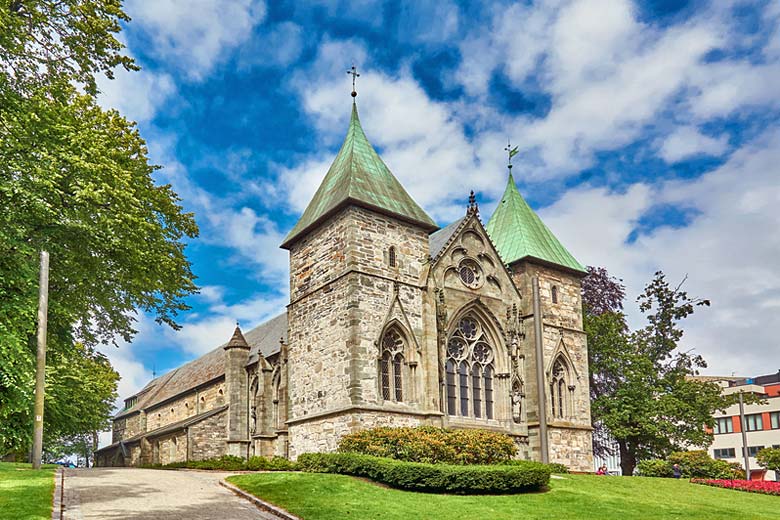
left=690, top=478, right=780, bottom=496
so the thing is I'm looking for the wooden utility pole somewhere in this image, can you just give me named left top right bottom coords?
left=32, top=251, right=49, bottom=469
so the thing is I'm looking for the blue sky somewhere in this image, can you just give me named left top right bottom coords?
left=95, top=0, right=780, bottom=410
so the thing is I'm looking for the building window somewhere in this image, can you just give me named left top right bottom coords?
left=744, top=413, right=764, bottom=432
left=124, top=396, right=137, bottom=410
left=770, top=412, right=780, bottom=429
left=458, top=259, right=482, bottom=289
left=549, top=357, right=571, bottom=419
left=714, top=417, right=734, bottom=434
left=551, top=285, right=559, bottom=304
left=744, top=445, right=765, bottom=458
left=445, top=315, right=495, bottom=419
left=388, top=247, right=396, bottom=267
left=713, top=448, right=736, bottom=459
left=379, top=328, right=404, bottom=402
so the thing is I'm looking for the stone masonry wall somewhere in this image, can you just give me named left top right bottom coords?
left=512, top=261, right=593, bottom=470
left=144, top=380, right=225, bottom=432
left=288, top=410, right=426, bottom=458
left=190, top=409, right=228, bottom=461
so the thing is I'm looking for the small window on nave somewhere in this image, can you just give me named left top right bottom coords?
left=551, top=285, right=559, bottom=304
left=388, top=246, right=397, bottom=267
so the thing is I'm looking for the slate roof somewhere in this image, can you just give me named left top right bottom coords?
left=428, top=217, right=465, bottom=260
left=281, top=102, right=438, bottom=249
left=115, top=312, right=287, bottom=419
left=486, top=173, right=586, bottom=274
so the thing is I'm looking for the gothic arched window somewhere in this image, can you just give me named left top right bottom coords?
left=380, top=328, right=404, bottom=402
left=550, top=357, right=570, bottom=419
left=446, top=315, right=495, bottom=419
left=388, top=246, right=397, bottom=267
left=551, top=285, right=559, bottom=304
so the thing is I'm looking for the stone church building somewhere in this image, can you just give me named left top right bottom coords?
left=95, top=98, right=594, bottom=472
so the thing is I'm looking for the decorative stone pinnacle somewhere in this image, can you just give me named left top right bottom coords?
left=467, top=190, right=479, bottom=214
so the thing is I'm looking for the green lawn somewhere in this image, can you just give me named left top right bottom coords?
left=227, top=472, right=777, bottom=520
left=0, top=462, right=55, bottom=520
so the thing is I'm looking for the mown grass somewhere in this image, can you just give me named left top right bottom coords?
left=227, top=472, right=778, bottom=520
left=0, top=462, right=56, bottom=520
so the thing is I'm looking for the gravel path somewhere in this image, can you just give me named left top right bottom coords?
left=62, top=468, right=278, bottom=520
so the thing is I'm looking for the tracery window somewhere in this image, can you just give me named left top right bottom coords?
left=446, top=315, right=495, bottom=419
left=380, top=328, right=404, bottom=402
left=458, top=259, right=483, bottom=289
left=549, top=357, right=570, bottom=419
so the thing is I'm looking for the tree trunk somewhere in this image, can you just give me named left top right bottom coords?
left=618, top=440, right=637, bottom=476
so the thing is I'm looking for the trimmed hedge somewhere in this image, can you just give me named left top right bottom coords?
left=338, top=426, right=517, bottom=465
left=142, top=455, right=297, bottom=471
left=637, top=451, right=744, bottom=479
left=297, top=452, right=550, bottom=494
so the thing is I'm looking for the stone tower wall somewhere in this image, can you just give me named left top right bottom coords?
left=286, top=206, right=431, bottom=455
left=512, top=261, right=593, bottom=472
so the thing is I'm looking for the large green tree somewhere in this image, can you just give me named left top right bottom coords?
left=0, top=1, right=198, bottom=452
left=584, top=268, right=735, bottom=476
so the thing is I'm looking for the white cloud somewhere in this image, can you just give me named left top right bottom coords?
left=166, top=292, right=289, bottom=357
left=96, top=66, right=176, bottom=123
left=540, top=129, right=780, bottom=376
left=659, top=126, right=729, bottom=163
left=125, top=0, right=266, bottom=80
left=237, top=21, right=305, bottom=70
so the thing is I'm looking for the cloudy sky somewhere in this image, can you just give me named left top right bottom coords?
left=96, top=0, right=780, bottom=415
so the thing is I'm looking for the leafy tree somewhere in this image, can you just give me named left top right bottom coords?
left=584, top=269, right=738, bottom=476
left=0, top=1, right=198, bottom=453
left=756, top=448, right=780, bottom=481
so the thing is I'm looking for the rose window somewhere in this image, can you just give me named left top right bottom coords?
left=458, top=260, right=482, bottom=289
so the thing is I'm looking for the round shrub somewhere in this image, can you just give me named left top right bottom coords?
left=297, top=452, right=550, bottom=494
left=337, top=426, right=517, bottom=465
left=636, top=459, right=673, bottom=478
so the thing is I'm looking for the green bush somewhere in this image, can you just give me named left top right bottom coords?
left=297, top=452, right=550, bottom=494
left=636, top=459, right=674, bottom=478
left=637, top=451, right=744, bottom=479
left=337, top=426, right=517, bottom=465
left=668, top=451, right=743, bottom=479
left=142, top=455, right=298, bottom=472
left=546, top=462, right=570, bottom=474
left=757, top=447, right=780, bottom=478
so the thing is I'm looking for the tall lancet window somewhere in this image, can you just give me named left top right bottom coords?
left=549, top=357, right=570, bottom=419
left=445, top=315, right=495, bottom=419
left=380, top=328, right=404, bottom=402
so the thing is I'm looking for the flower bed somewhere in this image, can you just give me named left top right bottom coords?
left=690, top=478, right=780, bottom=496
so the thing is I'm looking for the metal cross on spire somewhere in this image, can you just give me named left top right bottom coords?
left=505, top=140, right=519, bottom=172
left=347, top=65, right=360, bottom=98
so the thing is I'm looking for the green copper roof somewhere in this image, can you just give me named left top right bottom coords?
left=486, top=173, right=586, bottom=273
left=281, top=102, right=437, bottom=248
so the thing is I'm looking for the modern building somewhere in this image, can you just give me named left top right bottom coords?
left=95, top=95, right=594, bottom=471
left=706, top=372, right=780, bottom=480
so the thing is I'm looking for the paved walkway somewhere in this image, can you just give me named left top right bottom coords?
left=62, top=468, right=278, bottom=520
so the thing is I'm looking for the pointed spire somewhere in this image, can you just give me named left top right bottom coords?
left=281, top=101, right=437, bottom=249
left=225, top=324, right=250, bottom=350
left=486, top=174, right=585, bottom=274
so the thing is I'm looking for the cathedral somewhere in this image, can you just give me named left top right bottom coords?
left=95, top=95, right=594, bottom=472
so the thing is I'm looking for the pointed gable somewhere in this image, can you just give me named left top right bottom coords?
left=281, top=102, right=438, bottom=249
left=486, top=174, right=586, bottom=274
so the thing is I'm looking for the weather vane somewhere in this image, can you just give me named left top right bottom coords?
left=347, top=65, right=360, bottom=98
left=505, top=140, right=519, bottom=171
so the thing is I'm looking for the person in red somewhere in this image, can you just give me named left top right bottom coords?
left=596, top=465, right=608, bottom=475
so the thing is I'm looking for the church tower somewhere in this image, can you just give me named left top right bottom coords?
left=486, top=173, right=593, bottom=472
left=280, top=97, right=438, bottom=457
